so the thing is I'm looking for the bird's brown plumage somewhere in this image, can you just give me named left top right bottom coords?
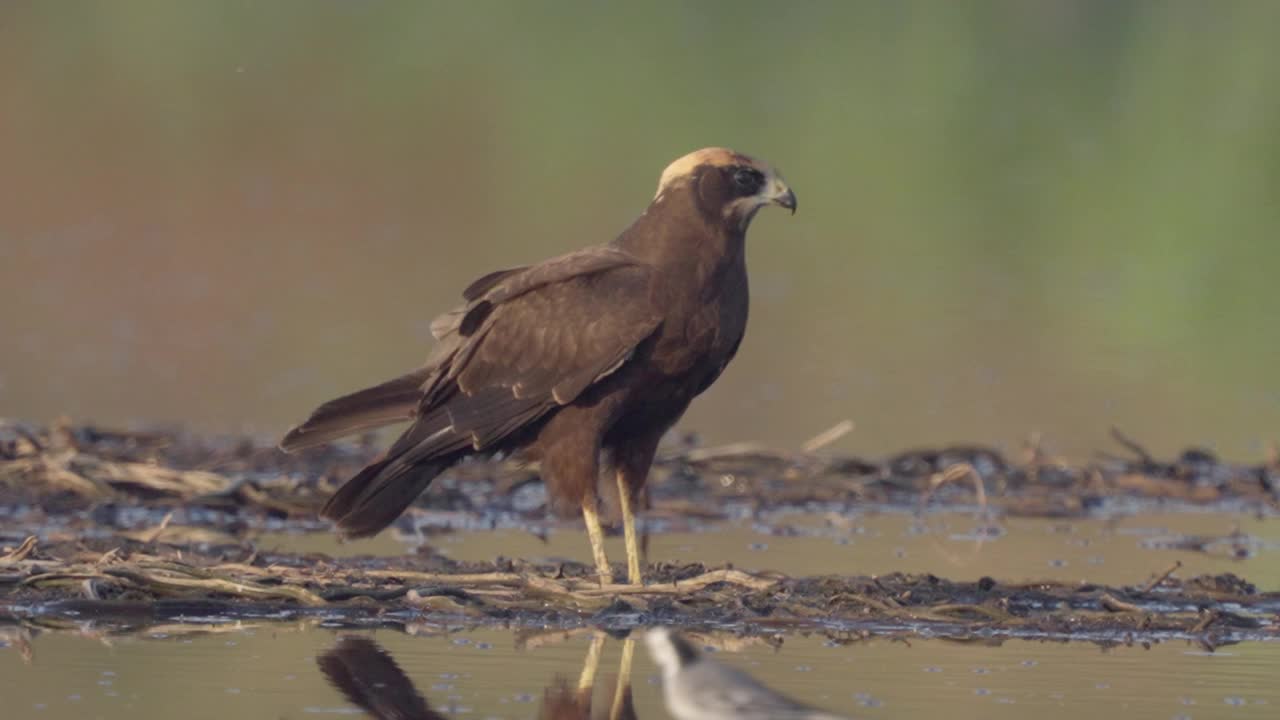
left=317, top=636, right=443, bottom=720
left=281, top=147, right=796, bottom=579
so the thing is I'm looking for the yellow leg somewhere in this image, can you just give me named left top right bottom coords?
left=609, top=637, right=635, bottom=720
left=582, top=499, right=614, bottom=585
left=616, top=472, right=643, bottom=585
left=577, top=630, right=606, bottom=692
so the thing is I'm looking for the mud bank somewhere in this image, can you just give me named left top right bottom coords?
left=3, top=538, right=1277, bottom=648
left=3, top=421, right=1276, bottom=528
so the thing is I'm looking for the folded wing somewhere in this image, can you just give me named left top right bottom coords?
left=280, top=246, right=661, bottom=537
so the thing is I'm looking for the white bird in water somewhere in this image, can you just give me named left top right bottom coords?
left=644, top=627, right=853, bottom=720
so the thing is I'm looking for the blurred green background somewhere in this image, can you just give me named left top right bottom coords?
left=2, top=0, right=1277, bottom=461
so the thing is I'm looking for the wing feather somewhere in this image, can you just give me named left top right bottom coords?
left=279, top=367, right=433, bottom=451
left=290, top=245, right=660, bottom=539
left=476, top=246, right=637, bottom=305
left=461, top=266, right=527, bottom=301
left=451, top=265, right=656, bottom=410
left=372, top=260, right=658, bottom=478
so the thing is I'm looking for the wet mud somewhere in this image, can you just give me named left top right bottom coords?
left=2, top=421, right=1278, bottom=648
left=3, top=537, right=1277, bottom=649
left=3, top=421, right=1276, bottom=525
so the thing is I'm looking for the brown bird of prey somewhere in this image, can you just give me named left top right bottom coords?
left=280, top=147, right=796, bottom=585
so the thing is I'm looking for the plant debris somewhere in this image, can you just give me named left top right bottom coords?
left=1, top=535, right=1276, bottom=648
left=2, top=420, right=1276, bottom=533
left=2, top=420, right=1277, bottom=647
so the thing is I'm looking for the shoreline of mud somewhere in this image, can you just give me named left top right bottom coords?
left=3, top=539, right=1277, bottom=649
left=2, top=420, right=1276, bottom=528
left=3, top=420, right=1278, bottom=650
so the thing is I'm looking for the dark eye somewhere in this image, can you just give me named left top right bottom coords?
left=733, top=168, right=762, bottom=193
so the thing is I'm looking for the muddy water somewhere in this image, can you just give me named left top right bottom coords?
left=258, top=510, right=1280, bottom=590
left=3, top=625, right=1277, bottom=720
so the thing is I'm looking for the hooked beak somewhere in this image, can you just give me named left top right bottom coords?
left=767, top=178, right=797, bottom=214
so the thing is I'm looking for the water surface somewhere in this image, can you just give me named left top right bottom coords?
left=3, top=625, right=1276, bottom=720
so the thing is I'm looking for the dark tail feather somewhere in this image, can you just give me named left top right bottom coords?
left=279, top=368, right=433, bottom=452
left=317, top=636, right=442, bottom=720
left=321, top=456, right=448, bottom=538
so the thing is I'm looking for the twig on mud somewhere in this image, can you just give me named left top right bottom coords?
left=511, top=568, right=779, bottom=609
left=359, top=570, right=524, bottom=586
left=95, top=548, right=122, bottom=566
left=575, top=568, right=778, bottom=597
left=1190, top=609, right=1220, bottom=633
left=1141, top=560, right=1182, bottom=593
left=1099, top=593, right=1143, bottom=613
left=674, top=421, right=855, bottom=466
left=0, top=449, right=230, bottom=500
left=677, top=442, right=783, bottom=464
left=21, top=571, right=124, bottom=590
left=7, top=422, right=46, bottom=454
left=1022, top=432, right=1044, bottom=468
left=119, top=525, right=240, bottom=548
left=920, top=463, right=989, bottom=512
left=142, top=512, right=174, bottom=544
left=1109, top=426, right=1156, bottom=465
left=0, top=536, right=37, bottom=565
left=831, top=592, right=899, bottom=613
left=801, top=420, right=855, bottom=453
left=0, top=452, right=113, bottom=496
left=104, top=566, right=327, bottom=606
left=403, top=589, right=488, bottom=615
left=7, top=544, right=1278, bottom=642
left=90, top=457, right=230, bottom=497
left=920, top=603, right=1016, bottom=623
left=234, top=481, right=316, bottom=517
left=9, top=420, right=1280, bottom=529
left=520, top=575, right=611, bottom=608
left=1022, top=432, right=1044, bottom=485
left=20, top=555, right=329, bottom=607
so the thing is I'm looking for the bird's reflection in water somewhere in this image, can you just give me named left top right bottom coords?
left=537, top=631, right=636, bottom=720
left=645, top=628, right=851, bottom=720
left=316, top=632, right=637, bottom=720
left=317, top=635, right=444, bottom=720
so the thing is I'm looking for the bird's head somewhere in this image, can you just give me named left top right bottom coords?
left=644, top=627, right=703, bottom=679
left=654, top=147, right=797, bottom=232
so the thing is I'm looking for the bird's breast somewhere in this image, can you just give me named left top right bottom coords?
left=650, top=264, right=749, bottom=381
